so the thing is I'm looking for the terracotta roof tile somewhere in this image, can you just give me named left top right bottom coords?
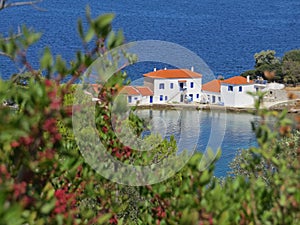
left=222, top=76, right=254, bottom=85
left=144, top=69, right=202, bottom=79
left=202, top=79, right=221, bottom=93
left=120, top=86, right=140, bottom=95
left=135, top=86, right=153, bottom=96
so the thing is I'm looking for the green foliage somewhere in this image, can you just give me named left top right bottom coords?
left=242, top=49, right=300, bottom=83
left=254, top=50, right=280, bottom=68
left=282, top=49, right=300, bottom=85
left=283, top=49, right=300, bottom=62
left=240, top=69, right=257, bottom=80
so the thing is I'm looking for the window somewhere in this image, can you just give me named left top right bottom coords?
left=134, top=97, right=138, bottom=100
left=190, top=82, right=194, bottom=88
left=228, top=86, right=233, bottom=92
left=218, top=97, right=221, bottom=102
left=159, top=83, right=165, bottom=89
left=239, top=86, right=242, bottom=92
left=170, top=83, right=174, bottom=89
left=196, top=94, right=199, bottom=98
left=212, top=96, right=216, bottom=103
left=128, top=96, right=132, bottom=103
left=160, top=95, right=163, bottom=101
left=165, top=96, right=168, bottom=101
left=179, top=82, right=186, bottom=91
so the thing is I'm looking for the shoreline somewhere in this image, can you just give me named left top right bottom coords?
left=131, top=102, right=300, bottom=114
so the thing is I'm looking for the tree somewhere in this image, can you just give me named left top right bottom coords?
left=241, top=50, right=283, bottom=82
left=254, top=50, right=280, bottom=68
left=282, top=49, right=300, bottom=85
left=282, top=49, right=300, bottom=62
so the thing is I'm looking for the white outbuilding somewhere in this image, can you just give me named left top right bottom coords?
left=220, top=76, right=256, bottom=107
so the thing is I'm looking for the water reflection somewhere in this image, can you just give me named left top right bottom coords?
left=135, top=109, right=258, bottom=177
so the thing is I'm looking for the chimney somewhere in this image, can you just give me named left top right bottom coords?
left=154, top=67, right=156, bottom=72
left=191, top=66, right=194, bottom=72
left=247, top=75, right=250, bottom=83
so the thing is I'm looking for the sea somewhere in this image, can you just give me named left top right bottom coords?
left=0, top=0, right=299, bottom=176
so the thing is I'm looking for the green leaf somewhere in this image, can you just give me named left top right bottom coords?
left=199, top=170, right=211, bottom=186
left=40, top=47, right=53, bottom=70
left=84, top=28, right=95, bottom=42
left=97, top=213, right=112, bottom=224
left=41, top=199, right=56, bottom=214
left=95, top=13, right=115, bottom=30
left=77, top=18, right=85, bottom=40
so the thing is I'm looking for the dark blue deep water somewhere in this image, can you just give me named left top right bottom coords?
left=0, top=0, right=299, bottom=79
left=0, top=0, right=299, bottom=176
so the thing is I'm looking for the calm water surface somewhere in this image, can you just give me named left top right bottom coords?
left=1, top=0, right=300, bottom=79
left=135, top=109, right=257, bottom=177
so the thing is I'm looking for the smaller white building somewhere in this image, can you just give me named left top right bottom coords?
left=202, top=79, right=222, bottom=104
left=120, top=86, right=153, bottom=105
left=220, top=76, right=256, bottom=107
left=143, top=68, right=203, bottom=103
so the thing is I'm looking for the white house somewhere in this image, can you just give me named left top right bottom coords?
left=120, top=86, right=154, bottom=105
left=220, top=76, right=256, bottom=107
left=202, top=79, right=222, bottom=104
left=143, top=68, right=202, bottom=103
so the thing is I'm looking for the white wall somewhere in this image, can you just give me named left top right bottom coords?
left=127, top=95, right=153, bottom=105
left=203, top=91, right=222, bottom=104
left=152, top=78, right=202, bottom=103
left=139, top=95, right=152, bottom=104
left=221, top=84, right=256, bottom=107
left=127, top=95, right=141, bottom=105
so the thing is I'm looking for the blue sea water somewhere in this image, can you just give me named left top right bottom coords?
left=0, top=0, right=299, bottom=176
left=0, top=0, right=300, bottom=79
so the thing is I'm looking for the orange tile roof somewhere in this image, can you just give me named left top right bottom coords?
left=144, top=69, right=202, bottom=79
left=202, top=79, right=221, bottom=93
left=222, top=76, right=254, bottom=85
left=120, top=86, right=140, bottom=95
left=135, top=86, right=153, bottom=96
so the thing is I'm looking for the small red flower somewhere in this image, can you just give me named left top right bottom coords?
left=54, top=133, right=62, bottom=141
left=21, top=195, right=34, bottom=208
left=43, top=118, right=57, bottom=133
left=103, top=114, right=109, bottom=120
left=38, top=149, right=55, bottom=160
left=45, top=79, right=52, bottom=87
left=13, top=182, right=27, bottom=199
left=115, top=151, right=123, bottom=159
left=102, top=126, right=108, bottom=133
left=47, top=90, right=57, bottom=99
left=109, top=215, right=118, bottom=225
left=20, top=136, right=34, bottom=146
left=50, top=99, right=61, bottom=110
left=11, top=140, right=20, bottom=148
